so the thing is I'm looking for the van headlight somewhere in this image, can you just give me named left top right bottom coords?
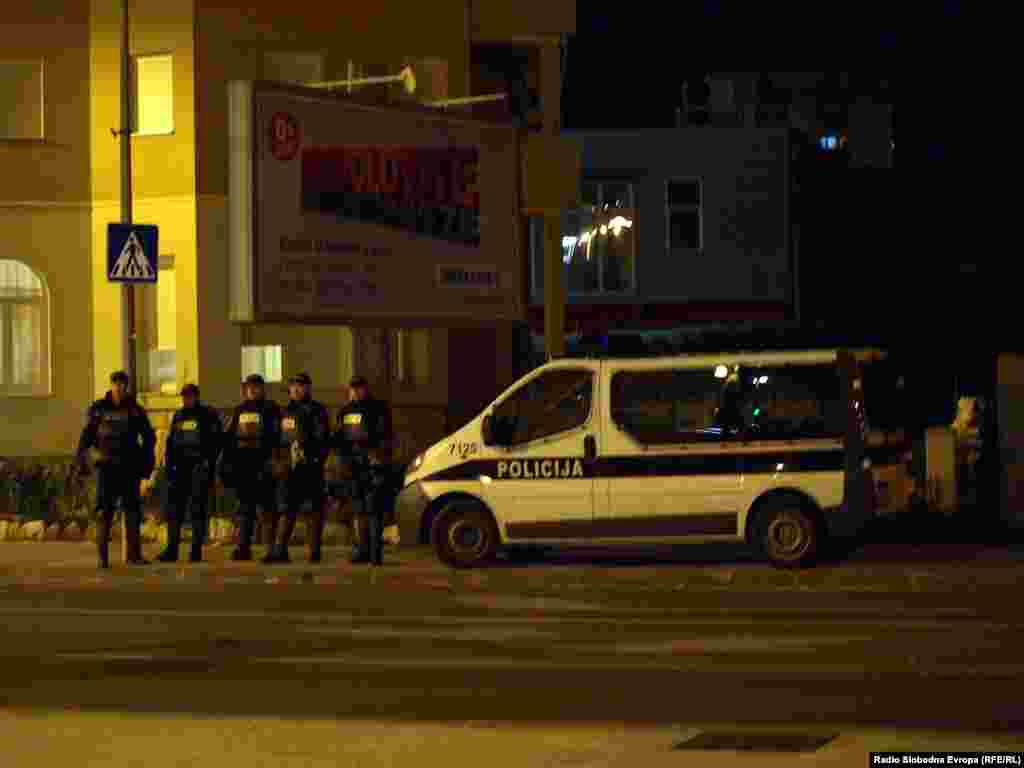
left=410, top=451, right=425, bottom=472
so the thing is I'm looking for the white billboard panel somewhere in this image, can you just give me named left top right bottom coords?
left=228, top=80, right=523, bottom=326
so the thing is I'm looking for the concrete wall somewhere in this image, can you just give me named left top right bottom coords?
left=0, top=206, right=94, bottom=456
left=194, top=195, right=241, bottom=409
left=471, top=0, right=576, bottom=41
left=246, top=324, right=356, bottom=405
left=532, top=129, right=791, bottom=308
left=0, top=1, right=93, bottom=457
left=0, top=1, right=92, bottom=204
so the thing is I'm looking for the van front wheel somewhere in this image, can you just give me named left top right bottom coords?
left=431, top=500, right=499, bottom=569
left=758, top=500, right=820, bottom=569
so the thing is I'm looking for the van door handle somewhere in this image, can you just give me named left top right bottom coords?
left=584, top=435, right=597, bottom=463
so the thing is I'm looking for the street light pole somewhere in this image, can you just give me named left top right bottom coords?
left=120, top=0, right=136, bottom=394
left=119, top=0, right=134, bottom=564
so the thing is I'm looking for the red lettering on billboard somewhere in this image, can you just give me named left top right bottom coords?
left=300, top=145, right=481, bottom=244
left=377, top=149, right=400, bottom=197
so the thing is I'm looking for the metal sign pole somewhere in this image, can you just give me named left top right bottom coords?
left=120, top=0, right=134, bottom=564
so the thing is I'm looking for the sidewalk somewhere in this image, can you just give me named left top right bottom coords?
left=1, top=540, right=1022, bottom=596
left=2, top=711, right=1022, bottom=768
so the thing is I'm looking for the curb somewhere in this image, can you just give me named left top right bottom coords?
left=0, top=520, right=397, bottom=547
left=3, top=558, right=1022, bottom=594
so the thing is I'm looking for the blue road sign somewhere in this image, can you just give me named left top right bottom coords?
left=107, top=223, right=159, bottom=284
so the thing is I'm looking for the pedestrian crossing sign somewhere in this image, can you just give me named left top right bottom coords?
left=107, top=223, right=158, bottom=283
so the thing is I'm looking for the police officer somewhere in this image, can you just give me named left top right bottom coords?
left=75, top=371, right=157, bottom=569
left=266, top=372, right=331, bottom=564
left=334, top=375, right=395, bottom=566
left=221, top=374, right=283, bottom=561
left=158, top=383, right=223, bottom=563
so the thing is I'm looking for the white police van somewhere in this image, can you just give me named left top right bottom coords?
left=397, top=349, right=878, bottom=569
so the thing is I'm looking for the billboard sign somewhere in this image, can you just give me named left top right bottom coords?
left=229, top=81, right=523, bottom=326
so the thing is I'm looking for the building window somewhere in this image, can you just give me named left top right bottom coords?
left=132, top=54, right=173, bottom=136
left=0, top=60, right=45, bottom=140
left=666, top=178, right=702, bottom=251
left=531, top=179, right=635, bottom=298
left=0, top=260, right=50, bottom=396
left=242, top=345, right=283, bottom=383
left=391, top=329, right=431, bottom=388
left=146, top=255, right=177, bottom=394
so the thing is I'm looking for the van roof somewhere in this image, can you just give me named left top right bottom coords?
left=552, top=348, right=885, bottom=367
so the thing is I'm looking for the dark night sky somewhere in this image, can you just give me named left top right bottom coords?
left=565, top=2, right=964, bottom=168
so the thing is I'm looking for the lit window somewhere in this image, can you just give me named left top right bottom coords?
left=0, top=260, right=50, bottom=396
left=0, top=60, right=44, bottom=139
left=820, top=135, right=836, bottom=151
left=666, top=178, right=702, bottom=250
left=132, top=54, right=173, bottom=135
left=530, top=180, right=636, bottom=298
left=242, top=345, right=283, bottom=383
left=391, top=329, right=431, bottom=387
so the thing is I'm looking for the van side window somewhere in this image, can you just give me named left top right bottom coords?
left=492, top=369, right=593, bottom=446
left=741, top=365, right=844, bottom=440
left=611, top=369, right=723, bottom=443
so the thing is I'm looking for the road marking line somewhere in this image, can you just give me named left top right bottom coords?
left=0, top=606, right=1016, bottom=631
left=296, top=626, right=562, bottom=640
left=598, top=635, right=877, bottom=654
left=42, top=651, right=1024, bottom=678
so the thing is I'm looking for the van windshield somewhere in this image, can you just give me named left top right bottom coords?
left=491, top=368, right=594, bottom=446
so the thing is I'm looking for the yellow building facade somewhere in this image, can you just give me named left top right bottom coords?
left=0, top=0, right=577, bottom=459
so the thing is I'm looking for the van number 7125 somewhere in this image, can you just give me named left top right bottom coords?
left=449, top=441, right=479, bottom=459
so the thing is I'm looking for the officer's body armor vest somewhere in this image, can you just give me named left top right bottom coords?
left=281, top=410, right=302, bottom=446
left=341, top=407, right=371, bottom=453
left=236, top=405, right=265, bottom=451
left=173, top=410, right=204, bottom=459
left=97, top=409, right=134, bottom=463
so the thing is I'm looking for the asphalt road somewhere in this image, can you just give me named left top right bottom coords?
left=2, top=556, right=1023, bottom=732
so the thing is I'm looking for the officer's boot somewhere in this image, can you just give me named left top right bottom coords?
left=308, top=507, right=325, bottom=564
left=96, top=515, right=111, bottom=569
left=231, top=511, right=254, bottom=561
left=273, top=513, right=296, bottom=564
left=158, top=515, right=181, bottom=563
left=351, top=514, right=371, bottom=564
left=126, top=509, right=149, bottom=565
left=189, top=508, right=206, bottom=563
left=261, top=511, right=282, bottom=564
left=370, top=513, right=384, bottom=566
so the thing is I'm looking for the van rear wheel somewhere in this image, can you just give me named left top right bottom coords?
left=431, top=500, right=499, bottom=569
left=758, top=499, right=820, bottom=569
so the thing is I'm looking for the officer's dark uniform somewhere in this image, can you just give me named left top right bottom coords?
left=159, top=384, right=223, bottom=563
left=334, top=376, right=395, bottom=565
left=269, top=372, right=331, bottom=564
left=75, top=371, right=157, bottom=568
left=220, top=374, right=283, bottom=561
